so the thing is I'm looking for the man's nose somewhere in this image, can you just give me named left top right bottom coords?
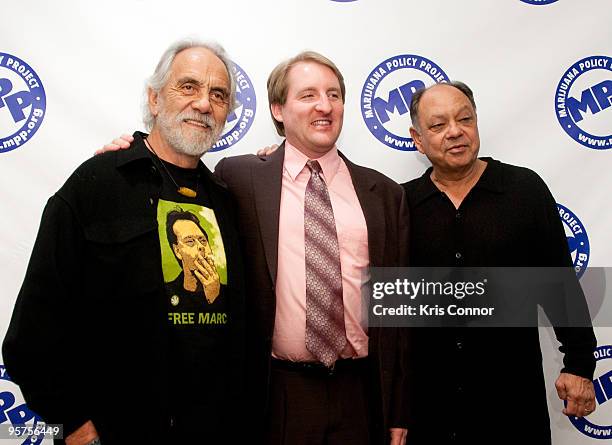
left=446, top=120, right=463, bottom=138
left=315, top=95, right=332, bottom=113
left=191, top=92, right=212, bottom=114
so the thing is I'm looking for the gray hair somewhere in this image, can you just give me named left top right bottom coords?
left=142, top=38, right=237, bottom=131
left=409, top=81, right=477, bottom=130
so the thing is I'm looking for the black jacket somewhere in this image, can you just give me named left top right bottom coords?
left=2, top=132, right=246, bottom=444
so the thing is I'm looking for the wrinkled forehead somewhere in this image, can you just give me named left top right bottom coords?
left=168, top=47, right=230, bottom=88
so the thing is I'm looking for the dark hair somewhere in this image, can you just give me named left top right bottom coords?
left=409, top=81, right=477, bottom=129
left=166, top=209, right=208, bottom=258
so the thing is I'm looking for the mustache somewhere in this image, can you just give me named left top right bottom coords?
left=177, top=111, right=218, bottom=129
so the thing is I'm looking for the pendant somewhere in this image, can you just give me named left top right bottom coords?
left=177, top=187, right=197, bottom=198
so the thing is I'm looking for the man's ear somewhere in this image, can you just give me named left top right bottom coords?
left=271, top=103, right=284, bottom=123
left=409, top=126, right=425, bottom=154
left=148, top=87, right=160, bottom=118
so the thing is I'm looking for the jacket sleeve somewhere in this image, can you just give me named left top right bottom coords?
left=213, top=157, right=227, bottom=182
left=2, top=194, right=92, bottom=436
left=389, top=187, right=414, bottom=428
left=397, top=187, right=410, bottom=268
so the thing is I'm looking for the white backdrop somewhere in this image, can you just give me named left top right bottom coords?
left=1, top=0, right=611, bottom=443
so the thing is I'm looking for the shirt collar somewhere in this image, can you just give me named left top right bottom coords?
left=412, top=157, right=504, bottom=207
left=115, top=131, right=225, bottom=188
left=283, top=141, right=342, bottom=184
left=472, top=157, right=504, bottom=193
left=115, top=131, right=152, bottom=167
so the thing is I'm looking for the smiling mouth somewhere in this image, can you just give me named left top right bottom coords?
left=183, top=119, right=210, bottom=129
left=312, top=119, right=332, bottom=128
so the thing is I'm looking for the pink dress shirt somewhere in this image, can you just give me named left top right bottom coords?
left=272, top=142, right=370, bottom=362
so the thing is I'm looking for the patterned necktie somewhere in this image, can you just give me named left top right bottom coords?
left=304, top=160, right=346, bottom=367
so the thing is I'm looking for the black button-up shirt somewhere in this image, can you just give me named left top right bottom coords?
left=402, top=157, right=596, bottom=444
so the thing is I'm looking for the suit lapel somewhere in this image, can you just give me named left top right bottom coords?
left=340, top=152, right=386, bottom=267
left=252, top=143, right=285, bottom=286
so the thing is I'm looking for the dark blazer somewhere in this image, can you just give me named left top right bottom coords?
left=216, top=142, right=410, bottom=444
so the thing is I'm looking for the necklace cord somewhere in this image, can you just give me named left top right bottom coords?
left=144, top=137, right=199, bottom=198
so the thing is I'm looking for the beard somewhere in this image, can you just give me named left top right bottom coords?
left=157, top=107, right=225, bottom=157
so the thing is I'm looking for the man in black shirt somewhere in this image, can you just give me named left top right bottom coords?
left=402, top=81, right=597, bottom=444
left=2, top=39, right=246, bottom=445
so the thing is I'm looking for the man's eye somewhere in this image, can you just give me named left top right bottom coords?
left=181, top=84, right=196, bottom=94
left=209, top=90, right=229, bottom=104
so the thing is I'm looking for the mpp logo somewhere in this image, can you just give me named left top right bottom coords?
left=557, top=204, right=589, bottom=279
left=555, top=56, right=611, bottom=150
left=0, top=53, right=46, bottom=153
left=361, top=54, right=448, bottom=151
left=0, top=365, right=45, bottom=444
left=569, top=346, right=612, bottom=439
left=520, top=0, right=559, bottom=4
left=210, top=62, right=256, bottom=152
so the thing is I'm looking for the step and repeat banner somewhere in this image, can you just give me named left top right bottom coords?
left=1, top=0, right=611, bottom=443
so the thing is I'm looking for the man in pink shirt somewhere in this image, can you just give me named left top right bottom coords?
left=216, top=51, right=410, bottom=445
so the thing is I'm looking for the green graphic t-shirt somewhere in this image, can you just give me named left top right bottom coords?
left=153, top=156, right=230, bottom=408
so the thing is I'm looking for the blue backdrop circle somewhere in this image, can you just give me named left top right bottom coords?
left=567, top=345, right=612, bottom=439
left=555, top=56, right=612, bottom=150
left=520, top=0, right=559, bottom=4
left=0, top=53, right=46, bottom=154
left=360, top=54, right=448, bottom=151
left=210, top=61, right=256, bottom=152
left=557, top=203, right=590, bottom=279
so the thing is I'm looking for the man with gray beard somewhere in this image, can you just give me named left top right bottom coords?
left=2, top=39, right=247, bottom=445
